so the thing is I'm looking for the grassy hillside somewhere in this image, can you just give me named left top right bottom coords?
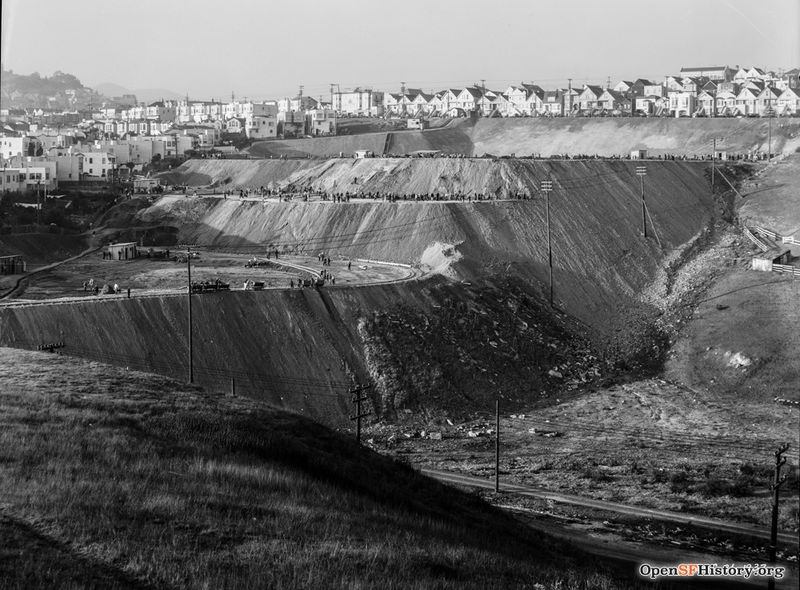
left=0, top=347, right=635, bottom=590
left=246, top=118, right=800, bottom=158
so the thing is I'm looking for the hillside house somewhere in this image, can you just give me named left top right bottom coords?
left=522, top=85, right=545, bottom=115
left=247, top=115, right=278, bottom=138
left=428, top=93, right=445, bottom=116
left=613, top=80, right=633, bottom=93
left=664, top=76, right=685, bottom=91
left=776, top=87, right=800, bottom=115
left=542, top=90, right=563, bottom=115
left=383, top=93, right=402, bottom=115
left=577, top=85, right=604, bottom=112
left=456, top=87, right=483, bottom=113
left=682, top=76, right=708, bottom=93
left=412, top=93, right=435, bottom=116
left=669, top=91, right=696, bottom=117
left=505, top=85, right=530, bottom=115
left=333, top=88, right=383, bottom=116
left=735, top=87, right=760, bottom=116
left=82, top=151, right=115, bottom=178
left=757, top=87, right=781, bottom=115
left=784, top=68, right=800, bottom=89
left=438, top=89, right=461, bottom=115
left=715, top=90, right=738, bottom=116
left=696, top=90, right=716, bottom=117
left=598, top=89, right=630, bottom=113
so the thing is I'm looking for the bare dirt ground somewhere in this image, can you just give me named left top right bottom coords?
left=364, top=157, right=800, bottom=561
left=3, top=250, right=412, bottom=301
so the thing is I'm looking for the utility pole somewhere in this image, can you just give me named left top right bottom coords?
left=767, top=443, right=790, bottom=590
left=768, top=110, right=772, bottom=161
left=350, top=383, right=372, bottom=444
left=36, top=181, right=41, bottom=226
left=495, top=398, right=501, bottom=493
left=636, top=165, right=647, bottom=238
left=540, top=178, right=554, bottom=305
left=711, top=137, right=716, bottom=195
left=187, top=247, right=194, bottom=383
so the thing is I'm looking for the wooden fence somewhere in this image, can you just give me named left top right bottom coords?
left=771, top=264, right=800, bottom=276
left=743, top=226, right=770, bottom=252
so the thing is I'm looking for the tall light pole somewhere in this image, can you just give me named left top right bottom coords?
left=540, top=178, right=554, bottom=305
left=636, top=165, right=647, bottom=238
left=187, top=246, right=194, bottom=383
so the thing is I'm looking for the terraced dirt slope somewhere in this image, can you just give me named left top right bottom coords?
left=0, top=159, right=717, bottom=420
left=247, top=118, right=800, bottom=158
left=150, top=159, right=714, bottom=316
left=470, top=118, right=800, bottom=157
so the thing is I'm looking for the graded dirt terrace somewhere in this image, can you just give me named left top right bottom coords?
left=3, top=251, right=410, bottom=301
left=246, top=117, right=800, bottom=158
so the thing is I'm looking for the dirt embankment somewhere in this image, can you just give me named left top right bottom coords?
left=144, top=159, right=714, bottom=325
left=246, top=118, right=800, bottom=158
left=0, top=276, right=608, bottom=425
left=2, top=160, right=721, bottom=421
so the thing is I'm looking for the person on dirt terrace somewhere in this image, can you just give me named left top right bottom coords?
left=290, top=279, right=294, bottom=289
left=82, top=281, right=87, bottom=292
left=347, top=260, right=351, bottom=271
left=114, top=283, right=120, bottom=294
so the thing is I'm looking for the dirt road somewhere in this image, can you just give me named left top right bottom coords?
left=422, top=467, right=798, bottom=546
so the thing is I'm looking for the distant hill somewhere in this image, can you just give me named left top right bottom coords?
left=0, top=69, right=99, bottom=110
left=93, top=82, right=183, bottom=104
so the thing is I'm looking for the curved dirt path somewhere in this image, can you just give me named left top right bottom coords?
left=422, top=467, right=798, bottom=546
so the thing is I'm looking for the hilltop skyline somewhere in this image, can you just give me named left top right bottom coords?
left=2, top=0, right=798, bottom=102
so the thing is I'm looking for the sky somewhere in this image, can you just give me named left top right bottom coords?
left=1, top=0, right=798, bottom=100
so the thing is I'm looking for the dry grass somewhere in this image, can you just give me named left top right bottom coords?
left=0, top=347, right=639, bottom=590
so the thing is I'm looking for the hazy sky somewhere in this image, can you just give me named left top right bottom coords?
left=2, top=0, right=798, bottom=100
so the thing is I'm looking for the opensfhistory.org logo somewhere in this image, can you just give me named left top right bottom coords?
left=639, top=563, right=786, bottom=581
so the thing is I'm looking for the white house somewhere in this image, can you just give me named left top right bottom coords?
left=0, top=136, right=32, bottom=159
left=696, top=90, right=716, bottom=117
left=598, top=89, right=630, bottom=113
left=757, top=87, right=781, bottom=116
left=247, top=115, right=278, bottom=139
left=81, top=151, right=116, bottom=178
left=669, top=91, right=696, bottom=117
left=776, top=87, right=800, bottom=115
left=577, top=85, right=604, bottom=112
left=541, top=90, right=562, bottom=116
left=735, top=87, right=760, bottom=116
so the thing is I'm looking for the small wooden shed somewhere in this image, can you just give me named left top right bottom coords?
left=752, top=249, right=791, bottom=272
left=107, top=242, right=138, bottom=261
